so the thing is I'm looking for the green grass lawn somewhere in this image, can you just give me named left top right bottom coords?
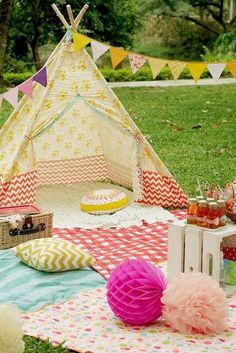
left=115, top=84, right=236, bottom=195
left=0, top=83, right=236, bottom=352
left=1, top=84, right=236, bottom=196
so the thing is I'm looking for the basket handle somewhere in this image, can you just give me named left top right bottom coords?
left=9, top=223, right=46, bottom=236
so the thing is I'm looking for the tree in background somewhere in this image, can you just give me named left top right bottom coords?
left=0, top=0, right=14, bottom=85
left=137, top=0, right=236, bottom=60
left=143, top=0, right=236, bottom=34
left=6, top=0, right=141, bottom=71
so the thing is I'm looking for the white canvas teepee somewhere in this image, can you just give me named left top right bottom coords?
left=0, top=4, right=187, bottom=209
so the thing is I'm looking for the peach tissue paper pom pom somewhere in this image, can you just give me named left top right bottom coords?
left=161, top=272, right=228, bottom=335
left=0, top=303, right=25, bottom=353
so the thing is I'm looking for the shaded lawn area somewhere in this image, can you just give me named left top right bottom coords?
left=0, top=83, right=236, bottom=351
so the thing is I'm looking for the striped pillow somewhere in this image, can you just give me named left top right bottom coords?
left=13, top=238, right=95, bottom=272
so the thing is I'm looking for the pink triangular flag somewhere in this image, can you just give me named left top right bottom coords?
left=207, top=63, right=226, bottom=80
left=128, top=54, right=147, bottom=74
left=91, top=40, right=110, bottom=62
left=33, top=67, right=47, bottom=87
left=3, top=87, right=18, bottom=108
left=19, top=79, right=33, bottom=98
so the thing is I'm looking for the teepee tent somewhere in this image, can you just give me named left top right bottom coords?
left=0, top=4, right=187, bottom=209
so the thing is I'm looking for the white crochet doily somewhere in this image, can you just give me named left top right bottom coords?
left=36, top=182, right=176, bottom=229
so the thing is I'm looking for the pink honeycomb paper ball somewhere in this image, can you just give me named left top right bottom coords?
left=106, top=259, right=167, bottom=325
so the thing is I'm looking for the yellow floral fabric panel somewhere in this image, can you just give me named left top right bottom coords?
left=14, top=238, right=95, bottom=272
left=35, top=100, right=103, bottom=161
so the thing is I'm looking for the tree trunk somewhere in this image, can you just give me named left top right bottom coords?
left=30, top=1, right=42, bottom=71
left=30, top=39, right=42, bottom=71
left=229, top=0, right=236, bottom=21
left=0, top=0, right=14, bottom=86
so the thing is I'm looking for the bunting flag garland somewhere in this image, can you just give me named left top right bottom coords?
left=33, top=67, right=47, bottom=87
left=2, top=30, right=236, bottom=113
left=226, top=62, right=236, bottom=79
left=168, top=61, right=186, bottom=81
left=207, top=63, right=226, bottom=80
left=72, top=32, right=91, bottom=52
left=3, top=87, right=19, bottom=108
left=19, top=79, right=33, bottom=98
left=187, top=62, right=207, bottom=82
left=91, top=41, right=110, bottom=62
left=128, top=54, right=147, bottom=74
left=148, top=58, right=167, bottom=79
left=109, top=47, right=129, bottom=68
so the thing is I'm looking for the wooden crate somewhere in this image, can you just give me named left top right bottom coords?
left=0, top=211, right=53, bottom=249
left=167, top=220, right=236, bottom=294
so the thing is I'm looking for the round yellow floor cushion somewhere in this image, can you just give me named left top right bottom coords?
left=80, top=189, right=129, bottom=215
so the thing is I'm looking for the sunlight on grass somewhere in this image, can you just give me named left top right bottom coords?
left=114, top=84, right=236, bottom=195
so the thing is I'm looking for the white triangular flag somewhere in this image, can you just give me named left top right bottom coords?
left=3, top=87, right=18, bottom=107
left=207, top=63, right=226, bottom=80
left=91, top=40, right=110, bottom=62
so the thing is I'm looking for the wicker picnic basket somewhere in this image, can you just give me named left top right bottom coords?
left=0, top=211, right=53, bottom=250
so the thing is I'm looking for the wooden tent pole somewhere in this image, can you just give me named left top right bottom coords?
left=75, top=4, right=89, bottom=28
left=51, top=3, right=70, bottom=29
left=66, top=5, right=76, bottom=31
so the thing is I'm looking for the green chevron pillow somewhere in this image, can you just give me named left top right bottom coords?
left=13, top=238, right=95, bottom=272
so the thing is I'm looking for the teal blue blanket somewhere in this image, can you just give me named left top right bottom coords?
left=0, top=249, right=106, bottom=312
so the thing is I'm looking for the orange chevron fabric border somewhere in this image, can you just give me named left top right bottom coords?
left=0, top=171, right=37, bottom=207
left=137, top=171, right=188, bottom=208
left=37, top=155, right=109, bottom=185
left=106, top=158, right=133, bottom=188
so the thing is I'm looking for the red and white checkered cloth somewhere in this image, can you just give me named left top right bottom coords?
left=54, top=210, right=186, bottom=279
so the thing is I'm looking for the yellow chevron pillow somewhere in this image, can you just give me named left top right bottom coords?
left=13, top=238, right=95, bottom=272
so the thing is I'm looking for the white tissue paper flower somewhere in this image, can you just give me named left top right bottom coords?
left=0, top=304, right=25, bottom=353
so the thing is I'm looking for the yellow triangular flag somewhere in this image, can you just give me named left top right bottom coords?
left=110, top=47, right=129, bottom=68
left=72, top=32, right=91, bottom=52
left=168, top=61, right=186, bottom=81
left=148, top=58, right=167, bottom=79
left=187, top=62, right=207, bottom=82
left=227, top=62, right=236, bottom=79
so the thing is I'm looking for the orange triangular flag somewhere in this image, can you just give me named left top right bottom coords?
left=168, top=61, right=186, bottom=81
left=148, top=58, right=167, bottom=79
left=110, top=47, right=128, bottom=68
left=187, top=62, right=207, bottom=82
left=227, top=62, right=236, bottom=79
left=73, top=32, right=91, bottom=52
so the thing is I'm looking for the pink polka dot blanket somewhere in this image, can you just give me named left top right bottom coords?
left=22, top=286, right=236, bottom=353
left=53, top=210, right=187, bottom=279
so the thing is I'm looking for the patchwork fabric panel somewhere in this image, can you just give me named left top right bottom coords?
left=14, top=238, right=95, bottom=272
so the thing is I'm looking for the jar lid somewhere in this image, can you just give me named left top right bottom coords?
left=196, top=196, right=204, bottom=200
left=188, top=198, right=196, bottom=202
left=209, top=202, right=218, bottom=207
left=217, top=199, right=225, bottom=204
left=199, top=200, right=207, bottom=204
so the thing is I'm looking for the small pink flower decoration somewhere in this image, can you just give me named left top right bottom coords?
left=161, top=272, right=228, bottom=335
